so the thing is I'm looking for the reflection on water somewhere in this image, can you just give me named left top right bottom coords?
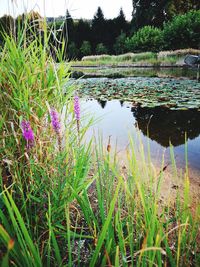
left=97, top=99, right=107, bottom=109
left=73, top=66, right=197, bottom=79
left=82, top=98, right=200, bottom=171
left=132, top=107, right=200, bottom=147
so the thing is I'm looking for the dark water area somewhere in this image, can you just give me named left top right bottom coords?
left=82, top=98, right=200, bottom=171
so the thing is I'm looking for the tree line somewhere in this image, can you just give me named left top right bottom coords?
left=0, top=0, right=199, bottom=60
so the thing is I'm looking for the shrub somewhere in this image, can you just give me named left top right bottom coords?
left=125, top=26, right=163, bottom=52
left=114, top=32, right=127, bottom=55
left=162, top=10, right=200, bottom=50
left=80, top=40, right=91, bottom=56
left=67, top=41, right=78, bottom=59
left=96, top=43, right=108, bottom=55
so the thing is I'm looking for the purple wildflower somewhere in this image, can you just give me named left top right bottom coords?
left=50, top=108, right=62, bottom=151
left=74, top=95, right=80, bottom=121
left=50, top=108, right=61, bottom=134
left=21, top=120, right=34, bottom=148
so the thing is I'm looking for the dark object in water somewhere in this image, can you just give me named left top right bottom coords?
left=184, top=55, right=200, bottom=67
left=184, top=55, right=200, bottom=81
left=70, top=71, right=84, bottom=79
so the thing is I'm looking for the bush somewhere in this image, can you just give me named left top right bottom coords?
left=96, top=43, right=108, bottom=55
left=114, top=32, right=127, bottom=54
left=125, top=26, right=163, bottom=52
left=80, top=40, right=91, bottom=56
left=162, top=10, right=200, bottom=50
left=67, top=41, right=78, bottom=59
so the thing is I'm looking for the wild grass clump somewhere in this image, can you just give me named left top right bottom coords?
left=0, top=20, right=200, bottom=267
left=82, top=54, right=112, bottom=61
left=158, top=48, right=200, bottom=58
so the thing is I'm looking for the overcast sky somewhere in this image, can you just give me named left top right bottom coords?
left=0, top=0, right=133, bottom=20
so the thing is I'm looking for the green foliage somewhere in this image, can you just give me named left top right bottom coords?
left=131, top=0, right=171, bottom=30
left=125, top=26, right=163, bottom=52
left=114, top=32, right=127, bottom=55
left=80, top=40, right=92, bottom=56
left=131, top=0, right=200, bottom=31
left=166, top=0, right=200, bottom=19
left=67, top=41, right=78, bottom=59
left=162, top=10, right=200, bottom=50
left=96, top=42, right=108, bottom=55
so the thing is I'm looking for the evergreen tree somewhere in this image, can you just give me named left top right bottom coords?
left=63, top=10, right=74, bottom=44
left=115, top=8, right=129, bottom=34
left=91, top=7, right=106, bottom=48
left=62, top=10, right=75, bottom=59
left=74, top=19, right=91, bottom=48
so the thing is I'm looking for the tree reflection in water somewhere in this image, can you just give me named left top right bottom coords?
left=132, top=106, right=200, bottom=147
left=97, top=99, right=107, bottom=109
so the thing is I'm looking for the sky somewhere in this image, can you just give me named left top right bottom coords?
left=0, top=0, right=133, bottom=20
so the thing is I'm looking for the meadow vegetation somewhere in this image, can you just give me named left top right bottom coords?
left=0, top=18, right=200, bottom=267
left=72, top=49, right=200, bottom=67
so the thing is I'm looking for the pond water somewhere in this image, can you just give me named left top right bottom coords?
left=81, top=98, right=200, bottom=172
left=70, top=75, right=200, bottom=172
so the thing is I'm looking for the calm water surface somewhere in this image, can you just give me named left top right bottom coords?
left=81, top=98, right=200, bottom=171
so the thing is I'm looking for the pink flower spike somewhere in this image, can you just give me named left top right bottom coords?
left=21, top=120, right=35, bottom=148
left=74, top=95, right=80, bottom=121
left=50, top=108, right=61, bottom=134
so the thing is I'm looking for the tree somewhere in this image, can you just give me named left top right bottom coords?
left=131, top=0, right=200, bottom=31
left=166, top=0, right=200, bottom=19
left=115, top=8, right=129, bottom=34
left=74, top=19, right=91, bottom=48
left=131, top=0, right=169, bottom=30
left=62, top=10, right=75, bottom=59
left=91, top=7, right=106, bottom=48
left=162, top=10, right=200, bottom=49
left=63, top=10, right=75, bottom=44
left=80, top=41, right=92, bottom=56
left=125, top=26, right=163, bottom=52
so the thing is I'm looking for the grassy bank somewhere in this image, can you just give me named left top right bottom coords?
left=71, top=49, right=200, bottom=67
left=0, top=31, right=200, bottom=267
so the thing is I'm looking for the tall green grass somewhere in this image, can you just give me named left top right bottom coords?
left=0, top=15, right=199, bottom=267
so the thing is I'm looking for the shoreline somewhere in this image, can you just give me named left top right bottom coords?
left=72, top=64, right=188, bottom=68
